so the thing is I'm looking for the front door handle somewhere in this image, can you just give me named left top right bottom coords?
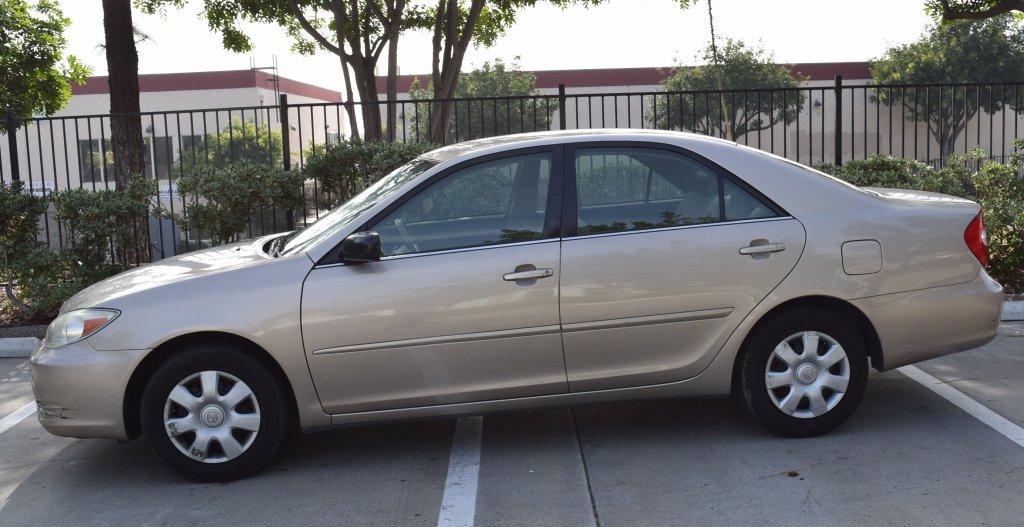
left=739, top=243, right=786, bottom=255
left=503, top=268, right=554, bottom=281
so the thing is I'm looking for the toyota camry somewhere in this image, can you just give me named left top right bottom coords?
left=31, top=130, right=1003, bottom=481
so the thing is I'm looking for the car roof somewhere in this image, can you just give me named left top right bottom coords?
left=418, top=129, right=738, bottom=164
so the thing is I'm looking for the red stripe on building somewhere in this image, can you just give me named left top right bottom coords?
left=72, top=70, right=340, bottom=102
left=375, top=62, right=872, bottom=92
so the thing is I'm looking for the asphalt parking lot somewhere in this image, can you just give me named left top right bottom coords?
left=0, top=323, right=1022, bottom=527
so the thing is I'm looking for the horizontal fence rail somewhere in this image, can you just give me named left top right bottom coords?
left=2, top=78, right=1022, bottom=260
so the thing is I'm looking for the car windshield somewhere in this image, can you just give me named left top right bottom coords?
left=279, top=158, right=437, bottom=256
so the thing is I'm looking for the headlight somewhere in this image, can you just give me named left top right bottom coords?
left=44, top=308, right=120, bottom=348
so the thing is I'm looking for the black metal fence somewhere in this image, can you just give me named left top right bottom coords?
left=2, top=76, right=1022, bottom=260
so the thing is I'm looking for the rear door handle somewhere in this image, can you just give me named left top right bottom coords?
left=503, top=268, right=554, bottom=281
left=739, top=243, right=786, bottom=255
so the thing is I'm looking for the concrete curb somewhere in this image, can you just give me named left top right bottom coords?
left=0, top=300, right=1019, bottom=359
left=0, top=337, right=39, bottom=358
left=1003, top=301, right=1024, bottom=322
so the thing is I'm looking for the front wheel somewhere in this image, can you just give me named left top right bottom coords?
left=140, top=346, right=288, bottom=481
left=740, top=308, right=869, bottom=437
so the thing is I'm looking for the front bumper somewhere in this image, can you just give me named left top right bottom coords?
left=852, top=269, right=1004, bottom=370
left=30, top=340, right=149, bottom=440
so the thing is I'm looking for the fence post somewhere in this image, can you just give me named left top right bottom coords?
left=5, top=107, right=19, bottom=182
left=833, top=75, right=843, bottom=166
left=279, top=94, right=295, bottom=230
left=558, top=84, right=567, bottom=131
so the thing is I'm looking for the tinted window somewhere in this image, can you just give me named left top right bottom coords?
left=574, top=148, right=721, bottom=235
left=374, top=153, right=552, bottom=256
left=723, top=178, right=776, bottom=220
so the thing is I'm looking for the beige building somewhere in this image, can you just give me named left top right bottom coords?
left=3, top=69, right=342, bottom=195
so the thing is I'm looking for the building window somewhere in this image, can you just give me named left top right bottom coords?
left=144, top=136, right=174, bottom=180
left=77, top=139, right=111, bottom=184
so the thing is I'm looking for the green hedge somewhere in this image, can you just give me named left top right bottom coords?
left=1, top=177, right=158, bottom=318
left=303, top=139, right=434, bottom=208
left=177, top=162, right=304, bottom=245
left=819, top=147, right=1023, bottom=293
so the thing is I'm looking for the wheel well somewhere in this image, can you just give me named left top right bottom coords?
left=730, top=295, right=884, bottom=394
left=122, top=331, right=299, bottom=439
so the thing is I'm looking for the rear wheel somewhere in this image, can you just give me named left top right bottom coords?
left=140, top=346, right=287, bottom=481
left=740, top=308, right=869, bottom=437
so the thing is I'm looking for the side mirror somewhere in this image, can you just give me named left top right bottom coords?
left=340, top=231, right=382, bottom=264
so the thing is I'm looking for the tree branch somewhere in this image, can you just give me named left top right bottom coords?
left=288, top=0, right=345, bottom=57
left=0, top=246, right=34, bottom=319
left=940, top=0, right=1024, bottom=20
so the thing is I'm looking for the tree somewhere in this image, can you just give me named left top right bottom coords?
left=102, top=0, right=146, bottom=188
left=408, top=58, right=556, bottom=141
left=136, top=1, right=681, bottom=143
left=928, top=0, right=1024, bottom=21
left=650, top=39, right=805, bottom=141
left=136, top=0, right=409, bottom=142
left=406, top=0, right=685, bottom=143
left=177, top=118, right=284, bottom=174
left=0, top=0, right=89, bottom=132
left=872, top=15, right=1024, bottom=160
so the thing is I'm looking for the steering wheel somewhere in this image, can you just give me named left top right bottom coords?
left=393, top=218, right=420, bottom=253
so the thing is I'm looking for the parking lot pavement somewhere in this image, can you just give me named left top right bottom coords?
left=0, top=323, right=1021, bottom=526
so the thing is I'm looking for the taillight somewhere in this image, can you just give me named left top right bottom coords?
left=964, top=210, right=988, bottom=268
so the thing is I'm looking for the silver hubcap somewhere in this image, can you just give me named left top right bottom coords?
left=765, top=331, right=850, bottom=419
left=163, top=371, right=261, bottom=463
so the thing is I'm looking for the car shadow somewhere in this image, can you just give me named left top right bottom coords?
left=0, top=418, right=454, bottom=525
left=4, top=369, right=1024, bottom=525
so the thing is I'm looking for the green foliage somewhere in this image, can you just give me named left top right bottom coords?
left=51, top=177, right=158, bottom=264
left=650, top=39, right=806, bottom=140
left=12, top=247, right=127, bottom=318
left=177, top=163, right=305, bottom=244
left=817, top=156, right=936, bottom=190
left=926, top=0, right=1024, bottom=22
left=303, top=139, right=434, bottom=207
left=0, top=0, right=90, bottom=131
left=871, top=15, right=1024, bottom=157
left=821, top=148, right=1024, bottom=292
left=1, top=177, right=158, bottom=317
left=0, top=182, right=47, bottom=259
left=974, top=148, right=1024, bottom=291
left=408, top=59, right=556, bottom=141
left=177, top=118, right=284, bottom=175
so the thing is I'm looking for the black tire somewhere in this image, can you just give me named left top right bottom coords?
left=740, top=308, right=869, bottom=437
left=140, top=345, right=288, bottom=481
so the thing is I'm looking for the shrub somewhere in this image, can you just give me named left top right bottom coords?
left=303, top=139, right=434, bottom=208
left=2, top=176, right=158, bottom=318
left=177, top=162, right=305, bottom=244
left=974, top=155, right=1024, bottom=293
left=1, top=181, right=48, bottom=317
left=11, top=246, right=127, bottom=317
left=820, top=151, right=1024, bottom=293
left=51, top=176, right=157, bottom=264
left=177, top=118, right=284, bottom=175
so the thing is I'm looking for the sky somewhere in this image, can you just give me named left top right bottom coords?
left=57, top=0, right=934, bottom=89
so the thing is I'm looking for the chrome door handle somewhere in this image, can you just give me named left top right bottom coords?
left=739, top=243, right=786, bottom=255
left=503, top=268, right=554, bottom=281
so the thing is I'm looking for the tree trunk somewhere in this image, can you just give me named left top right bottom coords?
left=340, top=58, right=361, bottom=141
left=350, top=57, right=383, bottom=141
left=426, top=0, right=485, bottom=144
left=102, top=0, right=144, bottom=189
left=384, top=0, right=406, bottom=143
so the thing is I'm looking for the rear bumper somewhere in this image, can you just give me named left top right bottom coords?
left=852, top=270, right=1003, bottom=370
left=30, top=340, right=148, bottom=440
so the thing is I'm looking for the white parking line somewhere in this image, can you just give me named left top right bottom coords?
left=899, top=365, right=1024, bottom=448
left=0, top=401, right=36, bottom=436
left=437, top=416, right=484, bottom=527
